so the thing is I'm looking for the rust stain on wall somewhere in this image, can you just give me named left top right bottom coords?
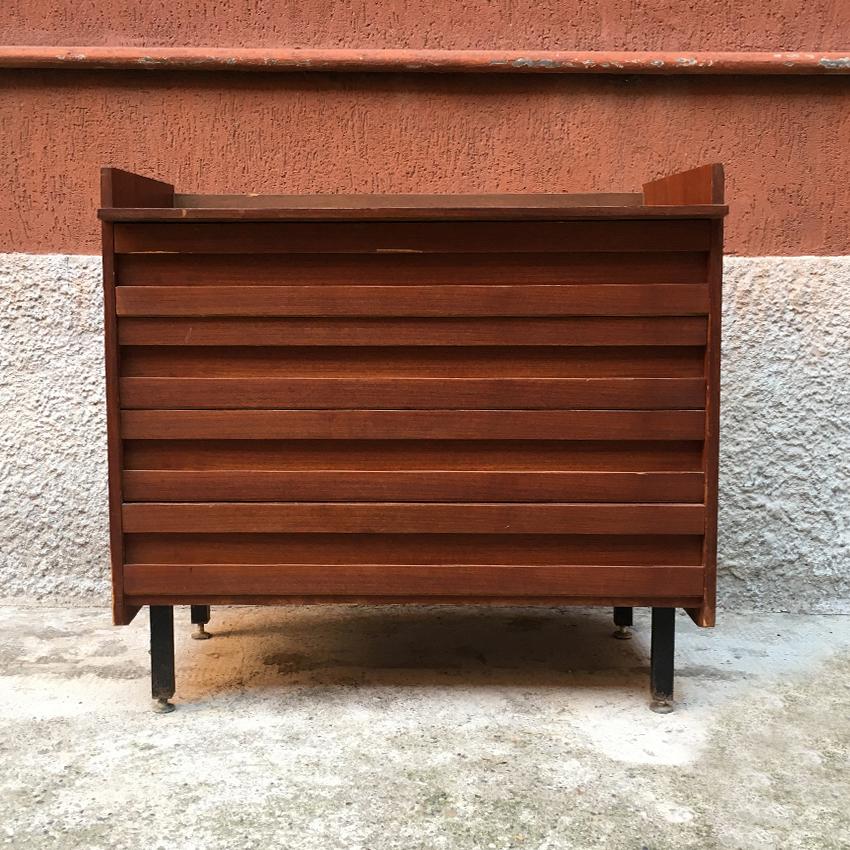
left=1, top=71, right=848, bottom=255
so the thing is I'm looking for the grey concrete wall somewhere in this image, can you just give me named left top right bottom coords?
left=1, top=253, right=847, bottom=612
left=718, top=257, right=850, bottom=613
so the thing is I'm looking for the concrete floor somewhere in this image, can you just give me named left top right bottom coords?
left=1, top=605, right=849, bottom=850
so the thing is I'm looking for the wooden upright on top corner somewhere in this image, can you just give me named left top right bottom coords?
left=643, top=163, right=725, bottom=206
left=99, top=164, right=726, bottom=711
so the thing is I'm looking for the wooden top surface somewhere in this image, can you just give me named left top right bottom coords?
left=99, top=192, right=728, bottom=222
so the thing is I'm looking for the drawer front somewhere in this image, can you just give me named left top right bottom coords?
left=114, top=220, right=710, bottom=603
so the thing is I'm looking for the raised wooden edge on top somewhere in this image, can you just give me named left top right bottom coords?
left=99, top=203, right=728, bottom=222
left=98, top=164, right=728, bottom=221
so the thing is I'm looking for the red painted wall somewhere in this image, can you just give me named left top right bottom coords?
left=1, top=3, right=849, bottom=255
left=3, top=1, right=849, bottom=51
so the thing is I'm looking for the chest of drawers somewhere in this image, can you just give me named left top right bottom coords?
left=100, top=164, right=726, bottom=711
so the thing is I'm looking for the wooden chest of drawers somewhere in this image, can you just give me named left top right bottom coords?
left=100, top=164, right=726, bottom=711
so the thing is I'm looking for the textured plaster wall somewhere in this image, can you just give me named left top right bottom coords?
left=1, top=253, right=848, bottom=611
left=718, top=257, right=850, bottom=613
left=0, top=254, right=107, bottom=600
left=2, top=73, right=850, bottom=255
left=3, top=0, right=849, bottom=51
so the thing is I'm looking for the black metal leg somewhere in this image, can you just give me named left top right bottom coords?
left=150, top=605, right=176, bottom=713
left=650, top=607, right=675, bottom=713
left=612, top=606, right=633, bottom=639
left=190, top=604, right=212, bottom=640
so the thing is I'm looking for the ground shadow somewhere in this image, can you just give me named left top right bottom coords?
left=174, top=605, right=656, bottom=699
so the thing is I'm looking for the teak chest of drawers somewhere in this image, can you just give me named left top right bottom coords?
left=100, top=164, right=726, bottom=712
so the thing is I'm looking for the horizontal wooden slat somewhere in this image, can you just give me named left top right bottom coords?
left=115, top=285, right=710, bottom=317
left=123, top=470, right=705, bottom=503
left=123, top=439, right=703, bottom=471
left=121, top=502, right=705, bottom=534
left=124, top=593, right=704, bottom=607
left=121, top=409, right=706, bottom=440
left=118, top=317, right=708, bottom=347
left=116, top=251, right=708, bottom=286
left=123, top=563, right=705, bottom=598
left=113, top=220, right=711, bottom=254
left=124, top=532, right=705, bottom=566
left=120, top=346, right=705, bottom=379
left=119, top=377, right=705, bottom=409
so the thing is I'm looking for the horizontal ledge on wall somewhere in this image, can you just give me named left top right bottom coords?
left=1, top=46, right=849, bottom=74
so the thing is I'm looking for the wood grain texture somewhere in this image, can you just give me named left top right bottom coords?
left=119, top=376, right=706, bottom=409
left=692, top=216, right=724, bottom=627
left=101, top=167, right=174, bottom=626
left=120, top=345, right=705, bottom=378
left=120, top=409, right=707, bottom=440
left=101, top=173, right=129, bottom=625
left=644, top=164, right=725, bottom=206
left=103, top=167, right=174, bottom=209
left=98, top=207, right=728, bottom=227
left=121, top=591, right=700, bottom=609
left=112, top=220, right=711, bottom=254
left=102, top=173, right=720, bottom=622
left=122, top=470, right=705, bottom=503
left=118, top=316, right=709, bottom=347
left=123, top=593, right=704, bottom=607
left=123, top=563, right=705, bottom=598
left=116, top=251, right=708, bottom=286
left=124, top=532, right=705, bottom=566
left=121, top=502, right=706, bottom=534
left=103, top=206, right=726, bottom=222
left=173, top=192, right=644, bottom=209
left=114, top=284, right=710, bottom=318
left=122, top=439, right=703, bottom=471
